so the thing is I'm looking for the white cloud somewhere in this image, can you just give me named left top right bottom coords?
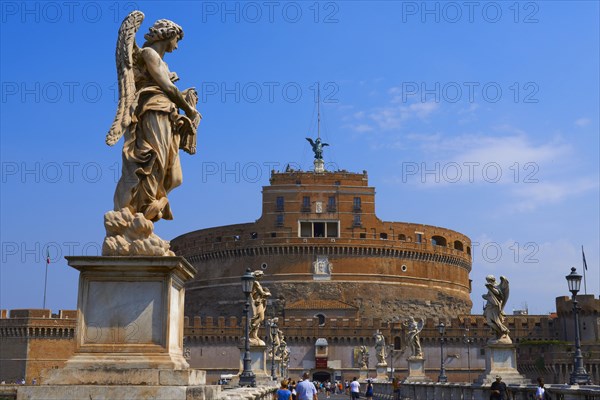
left=397, top=132, right=599, bottom=211
left=575, top=117, right=591, bottom=127
left=353, top=124, right=374, bottom=133
left=508, top=178, right=599, bottom=212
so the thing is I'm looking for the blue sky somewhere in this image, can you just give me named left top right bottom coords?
left=1, top=1, right=598, bottom=316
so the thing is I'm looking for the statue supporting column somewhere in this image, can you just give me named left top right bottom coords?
left=373, top=330, right=388, bottom=380
left=17, top=11, right=220, bottom=400
left=306, top=137, right=329, bottom=173
left=477, top=275, right=529, bottom=384
left=357, top=346, right=369, bottom=381
left=402, top=316, right=430, bottom=382
left=238, top=270, right=271, bottom=381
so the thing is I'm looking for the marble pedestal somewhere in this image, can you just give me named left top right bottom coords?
left=404, top=357, right=431, bottom=382
left=239, top=345, right=271, bottom=382
left=476, top=342, right=530, bottom=384
left=314, top=159, right=325, bottom=173
left=19, top=256, right=220, bottom=400
left=359, top=368, right=369, bottom=381
left=376, top=363, right=389, bottom=381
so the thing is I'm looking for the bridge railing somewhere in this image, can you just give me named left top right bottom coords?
left=373, top=381, right=600, bottom=400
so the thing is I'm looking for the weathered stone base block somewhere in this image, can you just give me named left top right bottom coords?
left=359, top=368, right=369, bottom=381
left=42, top=367, right=205, bottom=386
left=17, top=384, right=220, bottom=400
left=21, top=257, right=221, bottom=399
left=477, top=343, right=530, bottom=384
left=239, top=345, right=269, bottom=378
left=47, top=256, right=196, bottom=381
left=376, top=365, right=388, bottom=381
left=404, top=358, right=431, bottom=382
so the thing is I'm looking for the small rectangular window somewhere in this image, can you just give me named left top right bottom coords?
left=353, top=214, right=361, bottom=226
left=302, top=196, right=311, bottom=212
left=276, top=214, right=284, bottom=226
left=276, top=196, right=284, bottom=212
left=359, top=233, right=366, bottom=239
left=353, top=197, right=362, bottom=212
left=415, top=232, right=423, bottom=244
left=327, top=196, right=336, bottom=212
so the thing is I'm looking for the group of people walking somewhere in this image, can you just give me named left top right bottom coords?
left=274, top=374, right=375, bottom=400
left=275, top=373, right=551, bottom=400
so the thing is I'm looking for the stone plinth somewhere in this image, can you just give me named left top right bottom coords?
left=239, top=344, right=270, bottom=380
left=314, top=159, right=325, bottom=173
left=359, top=367, right=369, bottom=381
left=18, top=256, right=220, bottom=399
left=476, top=342, right=530, bottom=384
left=56, top=256, right=194, bottom=376
left=376, top=364, right=388, bottom=381
left=404, top=357, right=431, bottom=383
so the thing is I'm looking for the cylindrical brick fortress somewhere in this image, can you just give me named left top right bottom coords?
left=172, top=170, right=473, bottom=320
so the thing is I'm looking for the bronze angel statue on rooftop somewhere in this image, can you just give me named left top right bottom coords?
left=102, top=11, right=201, bottom=256
left=306, top=137, right=329, bottom=160
left=483, top=275, right=511, bottom=343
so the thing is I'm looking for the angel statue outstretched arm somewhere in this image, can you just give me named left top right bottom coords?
left=107, top=11, right=201, bottom=224
left=482, top=275, right=511, bottom=343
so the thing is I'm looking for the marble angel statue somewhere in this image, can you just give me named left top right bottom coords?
left=102, top=11, right=201, bottom=256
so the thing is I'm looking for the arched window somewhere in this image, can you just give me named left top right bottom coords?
left=467, top=246, right=471, bottom=255
left=431, top=235, right=447, bottom=247
left=454, top=240, right=464, bottom=251
left=315, top=313, right=326, bottom=326
left=398, top=234, right=406, bottom=241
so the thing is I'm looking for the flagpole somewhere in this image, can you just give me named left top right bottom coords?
left=582, top=245, right=588, bottom=295
left=43, top=250, right=49, bottom=309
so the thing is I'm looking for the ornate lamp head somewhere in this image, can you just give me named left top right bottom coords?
left=566, top=267, right=582, bottom=296
left=241, top=268, right=254, bottom=295
left=437, top=322, right=446, bottom=335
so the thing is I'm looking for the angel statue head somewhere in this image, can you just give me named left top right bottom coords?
left=143, top=19, right=184, bottom=48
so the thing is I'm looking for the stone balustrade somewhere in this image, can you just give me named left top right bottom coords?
left=372, top=381, right=600, bottom=400
left=218, top=385, right=277, bottom=399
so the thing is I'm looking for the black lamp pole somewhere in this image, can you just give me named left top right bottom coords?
left=463, top=327, right=472, bottom=383
left=437, top=322, right=447, bottom=383
left=269, top=319, right=277, bottom=381
left=239, top=268, right=256, bottom=387
left=566, top=267, right=592, bottom=385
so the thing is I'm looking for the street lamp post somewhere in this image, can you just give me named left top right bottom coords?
left=239, top=268, right=256, bottom=387
left=268, top=318, right=278, bottom=381
left=437, top=322, right=448, bottom=383
left=387, top=316, right=400, bottom=381
left=463, top=327, right=472, bottom=383
left=566, top=267, right=592, bottom=385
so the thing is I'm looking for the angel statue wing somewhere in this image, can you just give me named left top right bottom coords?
left=416, top=318, right=425, bottom=333
left=306, top=137, right=315, bottom=148
left=499, top=276, right=510, bottom=313
left=105, top=10, right=145, bottom=146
